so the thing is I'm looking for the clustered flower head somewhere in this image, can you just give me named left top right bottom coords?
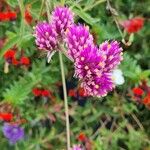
left=51, top=6, right=74, bottom=37
left=2, top=123, right=24, bottom=144
left=34, top=6, right=74, bottom=55
left=66, top=24, right=93, bottom=60
left=71, top=145, right=83, bottom=150
left=99, top=41, right=123, bottom=72
left=34, top=22, right=57, bottom=51
left=34, top=6, right=123, bottom=97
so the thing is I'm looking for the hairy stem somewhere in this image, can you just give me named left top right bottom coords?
left=59, top=52, right=71, bottom=150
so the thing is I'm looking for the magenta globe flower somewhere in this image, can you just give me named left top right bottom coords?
left=74, top=45, right=106, bottom=79
left=66, top=24, right=94, bottom=60
left=71, top=145, right=83, bottom=150
left=34, top=22, right=57, bottom=51
left=52, top=6, right=74, bottom=38
left=99, top=40, right=123, bottom=72
left=81, top=73, right=114, bottom=97
left=2, top=123, right=24, bottom=144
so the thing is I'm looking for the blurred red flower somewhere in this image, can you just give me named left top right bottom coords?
left=32, top=88, right=41, bottom=97
left=6, top=12, right=17, bottom=20
left=78, top=87, right=86, bottom=97
left=20, top=57, right=30, bottom=65
left=121, top=17, right=144, bottom=33
left=68, top=89, right=76, bottom=97
left=0, top=113, right=13, bottom=121
left=42, top=90, right=51, bottom=97
left=4, top=49, right=16, bottom=60
left=0, top=11, right=17, bottom=21
left=25, top=9, right=33, bottom=24
left=77, top=132, right=87, bottom=142
left=143, top=94, right=150, bottom=105
left=132, top=87, right=144, bottom=96
left=12, top=58, right=19, bottom=66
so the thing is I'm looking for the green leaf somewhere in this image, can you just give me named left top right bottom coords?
left=73, top=8, right=100, bottom=26
left=140, top=70, right=150, bottom=79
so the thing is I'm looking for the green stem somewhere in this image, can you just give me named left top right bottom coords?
left=59, top=52, right=71, bottom=150
left=38, top=0, right=45, bottom=20
left=46, top=1, right=71, bottom=148
left=46, top=0, right=51, bottom=22
left=17, top=0, right=25, bottom=50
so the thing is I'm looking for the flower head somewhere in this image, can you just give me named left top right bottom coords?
left=32, top=88, right=42, bottom=97
left=81, top=73, right=114, bottom=97
left=78, top=87, right=87, bottom=97
left=121, top=17, right=144, bottom=33
left=4, top=50, right=16, bottom=60
left=99, top=41, right=123, bottom=72
left=132, top=87, right=144, bottom=96
left=12, top=58, right=19, bottom=66
left=52, top=6, right=74, bottom=37
left=3, top=123, right=24, bottom=144
left=0, top=12, right=17, bottom=21
left=74, top=45, right=106, bottom=79
left=143, top=94, right=150, bottom=106
left=20, top=57, right=30, bottom=66
left=25, top=9, right=33, bottom=24
left=34, top=22, right=57, bottom=51
left=66, top=24, right=94, bottom=60
left=71, top=145, right=83, bottom=150
left=68, top=89, right=76, bottom=97
left=0, top=113, right=13, bottom=122
left=41, top=90, right=51, bottom=97
left=77, top=132, right=87, bottom=142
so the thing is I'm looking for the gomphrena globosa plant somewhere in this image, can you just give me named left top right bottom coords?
left=34, top=5, right=123, bottom=150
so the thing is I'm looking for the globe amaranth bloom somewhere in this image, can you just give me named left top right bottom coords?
left=66, top=24, right=94, bottom=60
left=34, top=22, right=57, bottom=51
left=71, top=145, right=84, bottom=150
left=99, top=40, right=123, bottom=72
left=74, top=45, right=106, bottom=79
left=81, top=72, right=114, bottom=97
left=52, top=6, right=74, bottom=37
left=2, top=123, right=24, bottom=144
